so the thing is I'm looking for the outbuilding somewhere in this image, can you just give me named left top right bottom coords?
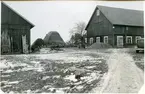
left=1, top=2, right=34, bottom=54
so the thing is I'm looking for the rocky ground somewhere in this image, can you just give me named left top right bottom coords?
left=0, top=48, right=144, bottom=93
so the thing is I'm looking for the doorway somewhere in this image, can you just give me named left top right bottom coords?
left=117, top=36, right=124, bottom=47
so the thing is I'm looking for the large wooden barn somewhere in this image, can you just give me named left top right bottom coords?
left=1, top=2, right=34, bottom=54
left=85, top=5, right=144, bottom=47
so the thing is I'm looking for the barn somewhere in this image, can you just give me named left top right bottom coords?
left=1, top=2, right=34, bottom=54
left=85, top=5, right=144, bottom=47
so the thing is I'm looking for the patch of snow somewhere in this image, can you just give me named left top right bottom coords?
left=36, top=68, right=44, bottom=72
left=42, top=76, right=50, bottom=80
left=55, top=90, right=64, bottom=93
left=30, top=61, right=40, bottom=64
left=1, top=75, right=10, bottom=77
left=8, top=81, right=19, bottom=84
left=3, top=70, right=13, bottom=73
left=2, top=85, right=12, bottom=88
left=9, top=91, right=14, bottom=94
left=43, top=85, right=50, bottom=89
left=81, top=76, right=91, bottom=80
left=64, top=74, right=77, bottom=82
left=21, top=67, right=44, bottom=72
left=53, top=75, right=60, bottom=78
left=76, top=85, right=84, bottom=90
left=85, top=66, right=96, bottom=69
left=0, top=60, right=10, bottom=69
left=21, top=67, right=34, bottom=71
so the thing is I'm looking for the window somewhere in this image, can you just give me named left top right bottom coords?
left=135, top=36, right=141, bottom=43
left=96, top=10, right=100, bottom=16
left=90, top=37, right=93, bottom=44
left=85, top=38, right=87, bottom=43
left=104, top=36, right=108, bottom=43
left=96, top=37, right=100, bottom=43
left=126, top=27, right=129, bottom=30
left=126, top=36, right=132, bottom=44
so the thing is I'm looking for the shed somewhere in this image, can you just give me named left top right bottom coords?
left=1, top=2, right=34, bottom=54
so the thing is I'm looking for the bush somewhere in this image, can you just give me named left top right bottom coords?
left=31, top=38, right=44, bottom=52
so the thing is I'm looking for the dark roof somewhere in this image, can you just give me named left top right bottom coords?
left=2, top=2, right=34, bottom=28
left=86, top=5, right=144, bottom=29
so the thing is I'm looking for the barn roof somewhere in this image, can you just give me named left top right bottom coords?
left=86, top=5, right=144, bottom=29
left=2, top=2, right=34, bottom=28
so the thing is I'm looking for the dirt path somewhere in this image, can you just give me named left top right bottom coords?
left=100, top=49, right=144, bottom=93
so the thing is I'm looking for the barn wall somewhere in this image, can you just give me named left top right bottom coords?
left=86, top=8, right=114, bottom=46
left=1, top=3, right=33, bottom=54
left=1, top=24, right=31, bottom=54
left=113, top=25, right=144, bottom=35
left=113, top=25, right=144, bottom=46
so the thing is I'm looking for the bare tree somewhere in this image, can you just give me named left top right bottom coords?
left=70, top=22, right=86, bottom=36
left=69, top=21, right=86, bottom=48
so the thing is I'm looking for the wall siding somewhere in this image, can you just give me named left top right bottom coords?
left=1, top=3, right=32, bottom=54
left=113, top=25, right=144, bottom=46
left=86, top=8, right=114, bottom=46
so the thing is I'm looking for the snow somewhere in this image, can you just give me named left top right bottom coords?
left=9, top=91, right=14, bottom=94
left=8, top=81, right=20, bottom=84
left=3, top=70, right=13, bottom=73
left=85, top=66, right=96, bottom=69
left=2, top=85, right=12, bottom=88
left=76, top=85, right=84, bottom=90
left=64, top=74, right=77, bottom=82
left=30, top=61, right=40, bottom=64
left=99, top=49, right=144, bottom=93
left=43, top=85, right=50, bottom=89
left=1, top=48, right=142, bottom=93
left=53, top=75, right=60, bottom=78
left=0, top=60, right=10, bottom=69
left=42, top=76, right=50, bottom=80
left=21, top=67, right=44, bottom=72
left=1, top=75, right=10, bottom=77
left=34, top=51, right=105, bottom=64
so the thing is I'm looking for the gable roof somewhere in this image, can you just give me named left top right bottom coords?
left=86, top=5, right=144, bottom=30
left=2, top=2, right=34, bottom=28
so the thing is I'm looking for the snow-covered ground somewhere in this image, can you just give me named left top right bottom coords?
left=91, top=48, right=144, bottom=93
left=0, top=48, right=144, bottom=93
left=0, top=48, right=110, bottom=93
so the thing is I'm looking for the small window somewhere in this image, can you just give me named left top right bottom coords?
left=126, top=36, right=132, bottom=44
left=126, top=27, right=129, bottom=30
left=96, top=10, right=100, bottom=16
left=135, top=36, right=141, bottom=43
left=90, top=37, right=93, bottom=44
left=85, top=38, right=87, bottom=43
left=96, top=37, right=100, bottom=43
left=104, top=36, right=108, bottom=43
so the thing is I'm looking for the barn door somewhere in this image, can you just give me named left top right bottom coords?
left=22, top=35, right=28, bottom=54
left=117, top=36, right=124, bottom=47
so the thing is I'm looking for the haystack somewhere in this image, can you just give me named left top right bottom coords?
left=31, top=38, right=44, bottom=52
left=44, top=31, right=65, bottom=45
left=88, top=42, right=112, bottom=49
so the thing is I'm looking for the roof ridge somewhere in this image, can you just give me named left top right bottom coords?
left=97, top=5, right=143, bottom=12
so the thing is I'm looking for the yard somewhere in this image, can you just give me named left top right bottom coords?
left=0, top=48, right=144, bottom=93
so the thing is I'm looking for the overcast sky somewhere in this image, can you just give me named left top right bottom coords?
left=3, top=1, right=144, bottom=44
